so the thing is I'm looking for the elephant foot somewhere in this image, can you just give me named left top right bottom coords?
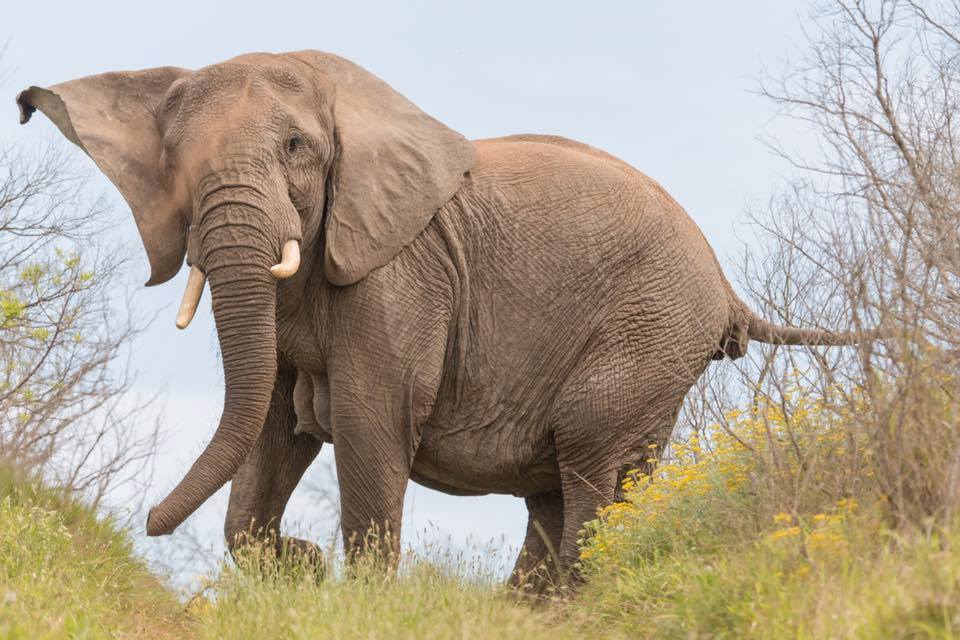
left=277, top=536, right=326, bottom=579
left=510, top=560, right=586, bottom=603
left=229, top=531, right=326, bottom=580
left=510, top=562, right=563, bottom=601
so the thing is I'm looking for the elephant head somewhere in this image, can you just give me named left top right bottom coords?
left=16, top=52, right=474, bottom=535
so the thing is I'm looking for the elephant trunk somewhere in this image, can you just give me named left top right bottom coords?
left=146, top=199, right=282, bottom=536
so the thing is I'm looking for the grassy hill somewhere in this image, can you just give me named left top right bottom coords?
left=573, top=389, right=960, bottom=639
left=189, top=551, right=593, bottom=640
left=0, top=465, right=188, bottom=639
left=0, top=463, right=598, bottom=640
left=5, top=387, right=960, bottom=640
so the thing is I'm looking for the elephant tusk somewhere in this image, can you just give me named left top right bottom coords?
left=270, top=239, right=300, bottom=279
left=175, top=265, right=206, bottom=330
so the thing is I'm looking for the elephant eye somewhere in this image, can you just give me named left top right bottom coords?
left=286, top=133, right=304, bottom=155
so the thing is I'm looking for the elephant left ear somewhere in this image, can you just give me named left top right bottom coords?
left=288, top=51, right=474, bottom=286
left=17, top=67, right=192, bottom=286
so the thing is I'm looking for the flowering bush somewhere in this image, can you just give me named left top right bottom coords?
left=568, top=385, right=960, bottom=639
left=581, top=386, right=876, bottom=571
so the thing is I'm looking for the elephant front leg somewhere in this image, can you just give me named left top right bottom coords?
left=224, top=364, right=323, bottom=561
left=329, top=368, right=438, bottom=563
left=331, top=405, right=412, bottom=563
left=325, top=296, right=448, bottom=565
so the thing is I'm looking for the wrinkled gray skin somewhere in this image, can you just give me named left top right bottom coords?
left=16, top=51, right=861, bottom=583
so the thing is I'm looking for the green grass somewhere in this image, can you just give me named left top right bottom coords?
left=0, top=463, right=604, bottom=640
left=0, top=465, right=189, bottom=639
left=190, top=549, right=599, bottom=640
left=574, top=416, right=960, bottom=640
left=7, top=445, right=960, bottom=639
left=579, top=495, right=960, bottom=639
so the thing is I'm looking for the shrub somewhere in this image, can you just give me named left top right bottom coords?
left=577, top=386, right=960, bottom=638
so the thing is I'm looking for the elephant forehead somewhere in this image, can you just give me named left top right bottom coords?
left=190, top=59, right=307, bottom=94
left=165, top=62, right=311, bottom=129
left=161, top=101, right=288, bottom=171
left=161, top=78, right=304, bottom=160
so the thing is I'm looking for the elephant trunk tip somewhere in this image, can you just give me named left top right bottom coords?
left=145, top=505, right=177, bottom=537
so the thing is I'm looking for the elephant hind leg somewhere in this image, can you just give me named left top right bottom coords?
left=552, top=402, right=688, bottom=586
left=550, top=341, right=693, bottom=586
left=225, top=365, right=323, bottom=564
left=554, top=453, right=618, bottom=587
left=510, top=490, right=564, bottom=595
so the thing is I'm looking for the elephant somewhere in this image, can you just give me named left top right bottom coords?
left=16, top=51, right=865, bottom=584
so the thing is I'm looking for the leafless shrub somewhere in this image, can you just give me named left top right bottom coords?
left=678, top=0, right=960, bottom=527
left=0, top=141, right=158, bottom=510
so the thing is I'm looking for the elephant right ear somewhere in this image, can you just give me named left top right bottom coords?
left=17, top=67, right=192, bottom=286
left=288, top=51, right=474, bottom=286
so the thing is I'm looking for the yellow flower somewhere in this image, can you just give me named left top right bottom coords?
left=837, top=498, right=858, bottom=512
left=806, top=528, right=847, bottom=561
left=766, top=526, right=801, bottom=542
left=773, top=512, right=793, bottom=525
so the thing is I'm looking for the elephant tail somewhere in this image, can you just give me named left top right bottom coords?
left=745, top=313, right=868, bottom=346
left=715, top=301, right=880, bottom=361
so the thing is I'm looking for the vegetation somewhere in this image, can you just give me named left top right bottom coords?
left=0, top=465, right=187, bottom=639
left=7, top=386, right=960, bottom=639
left=0, top=143, right=156, bottom=510
left=7, top=0, right=960, bottom=638
left=578, top=386, right=960, bottom=638
left=190, top=549, right=588, bottom=640
left=0, top=462, right=598, bottom=640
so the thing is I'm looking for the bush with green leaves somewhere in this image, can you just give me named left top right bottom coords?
left=0, top=143, right=156, bottom=506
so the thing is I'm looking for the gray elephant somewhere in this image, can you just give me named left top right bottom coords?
left=16, top=51, right=862, bottom=582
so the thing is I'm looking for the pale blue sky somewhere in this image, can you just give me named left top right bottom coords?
left=2, top=1, right=813, bottom=573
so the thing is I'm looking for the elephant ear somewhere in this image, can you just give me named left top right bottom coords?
left=17, top=67, right=192, bottom=286
left=288, top=51, right=474, bottom=286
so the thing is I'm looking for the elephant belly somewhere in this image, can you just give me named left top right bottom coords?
left=409, top=419, right=561, bottom=497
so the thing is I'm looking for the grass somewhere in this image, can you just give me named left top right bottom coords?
left=580, top=488, right=960, bottom=638
left=576, top=391, right=960, bottom=639
left=0, top=464, right=189, bottom=639
left=0, top=462, right=603, bottom=640
left=189, top=549, right=598, bottom=640
left=6, top=385, right=960, bottom=638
